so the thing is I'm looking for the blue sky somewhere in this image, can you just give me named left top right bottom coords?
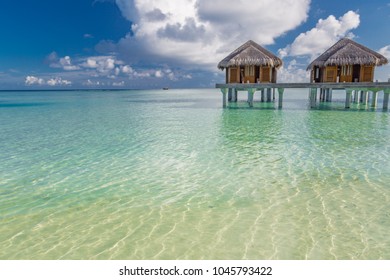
left=0, top=0, right=389, bottom=89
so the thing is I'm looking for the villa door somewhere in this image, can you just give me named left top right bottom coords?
left=360, top=66, right=374, bottom=82
left=340, top=65, right=352, bottom=82
left=325, top=66, right=337, bottom=82
left=260, top=66, right=271, bottom=82
left=229, top=67, right=239, bottom=83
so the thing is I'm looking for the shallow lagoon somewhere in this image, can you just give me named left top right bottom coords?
left=1, top=89, right=389, bottom=259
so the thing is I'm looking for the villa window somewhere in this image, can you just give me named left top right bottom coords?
left=245, top=66, right=255, bottom=76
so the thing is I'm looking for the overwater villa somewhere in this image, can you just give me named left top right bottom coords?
left=307, top=38, right=388, bottom=83
left=218, top=40, right=283, bottom=84
left=216, top=38, right=390, bottom=110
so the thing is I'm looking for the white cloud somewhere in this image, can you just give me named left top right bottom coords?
left=83, top=79, right=104, bottom=86
left=377, top=45, right=390, bottom=82
left=80, top=56, right=122, bottom=73
left=120, top=65, right=134, bottom=74
left=279, top=11, right=360, bottom=58
left=114, top=0, right=311, bottom=69
left=25, top=76, right=45, bottom=85
left=155, top=70, right=163, bottom=78
left=379, top=45, right=390, bottom=59
left=83, top=58, right=98, bottom=68
left=40, top=50, right=198, bottom=87
left=47, top=77, right=72, bottom=86
left=133, top=71, right=151, bottom=78
left=48, top=54, right=80, bottom=71
left=59, top=56, right=80, bottom=71
left=25, top=76, right=71, bottom=86
left=277, top=59, right=310, bottom=82
left=112, top=81, right=125, bottom=86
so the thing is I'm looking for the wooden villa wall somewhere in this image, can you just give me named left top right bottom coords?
left=311, top=67, right=322, bottom=83
left=339, top=65, right=352, bottom=82
left=360, top=65, right=374, bottom=82
left=244, top=66, right=256, bottom=83
left=260, top=66, right=271, bottom=83
left=227, top=66, right=278, bottom=83
left=324, top=66, right=337, bottom=82
left=228, top=67, right=240, bottom=83
left=317, top=65, right=375, bottom=83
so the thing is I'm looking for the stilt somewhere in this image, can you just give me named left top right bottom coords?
left=323, top=88, right=328, bottom=101
left=383, top=89, right=390, bottom=110
left=221, top=88, right=227, bottom=108
left=371, top=90, right=379, bottom=107
left=345, top=89, right=352, bottom=109
left=266, top=88, right=272, bottom=102
left=357, top=90, right=361, bottom=104
left=354, top=90, right=360, bottom=104
left=362, top=91, right=368, bottom=105
left=272, top=88, right=275, bottom=100
left=233, top=88, right=237, bottom=102
left=278, top=88, right=284, bottom=108
left=261, top=90, right=265, bottom=102
left=228, top=88, right=232, bottom=102
left=248, top=88, right=255, bottom=107
left=325, top=90, right=330, bottom=101
left=310, top=88, right=317, bottom=108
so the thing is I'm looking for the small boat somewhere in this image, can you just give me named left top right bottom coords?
left=162, top=87, right=169, bottom=90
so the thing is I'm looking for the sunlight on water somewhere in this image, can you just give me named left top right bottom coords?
left=0, top=89, right=389, bottom=259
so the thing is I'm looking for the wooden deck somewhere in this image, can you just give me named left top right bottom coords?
left=215, top=82, right=390, bottom=110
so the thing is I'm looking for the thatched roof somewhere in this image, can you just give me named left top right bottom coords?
left=218, top=40, right=283, bottom=70
left=307, top=38, right=388, bottom=70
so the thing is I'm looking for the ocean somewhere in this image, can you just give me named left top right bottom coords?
left=1, top=88, right=389, bottom=259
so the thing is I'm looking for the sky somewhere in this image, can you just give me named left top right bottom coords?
left=0, top=0, right=389, bottom=89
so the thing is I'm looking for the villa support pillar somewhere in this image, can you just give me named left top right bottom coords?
left=328, top=88, right=333, bottom=102
left=232, top=88, right=237, bottom=102
left=345, top=89, right=353, bottom=109
left=361, top=91, right=368, bottom=105
left=266, top=88, right=272, bottom=102
left=221, top=88, right=227, bottom=108
left=261, top=89, right=265, bottom=102
left=247, top=88, right=255, bottom=107
left=383, top=89, right=390, bottom=110
left=371, top=90, right=379, bottom=107
left=309, top=88, right=317, bottom=108
left=278, top=88, right=284, bottom=108
left=353, top=90, right=359, bottom=103
left=228, top=88, right=232, bottom=102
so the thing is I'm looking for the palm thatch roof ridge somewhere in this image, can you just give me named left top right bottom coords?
left=307, top=38, right=388, bottom=70
left=218, top=40, right=283, bottom=70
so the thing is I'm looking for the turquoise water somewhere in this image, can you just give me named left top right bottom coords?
left=1, top=89, right=390, bottom=259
